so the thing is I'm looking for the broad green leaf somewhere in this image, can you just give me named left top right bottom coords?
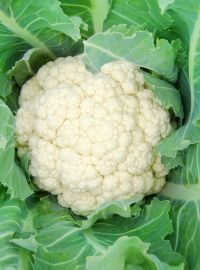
left=159, top=140, right=200, bottom=269
left=8, top=40, right=83, bottom=89
left=160, top=11, right=189, bottom=46
left=86, top=236, right=184, bottom=270
left=0, top=199, right=34, bottom=269
left=159, top=190, right=200, bottom=270
left=0, top=0, right=83, bottom=97
left=0, top=73, right=12, bottom=98
left=177, top=67, right=190, bottom=119
left=149, top=239, right=186, bottom=268
left=0, top=196, right=73, bottom=269
left=160, top=145, right=200, bottom=198
left=166, top=144, right=200, bottom=186
left=0, top=100, right=32, bottom=199
left=157, top=124, right=200, bottom=159
left=104, top=0, right=172, bottom=34
left=159, top=0, right=175, bottom=12
left=167, top=199, right=200, bottom=270
left=18, top=152, right=29, bottom=172
left=84, top=30, right=178, bottom=82
left=156, top=4, right=200, bottom=267
left=0, top=197, right=185, bottom=269
left=157, top=0, right=200, bottom=158
left=158, top=130, right=200, bottom=269
left=81, top=196, right=142, bottom=229
left=0, top=184, right=9, bottom=202
left=0, top=0, right=82, bottom=43
left=8, top=48, right=52, bottom=87
left=0, top=54, right=13, bottom=96
left=144, top=72, right=183, bottom=119
left=161, top=152, right=184, bottom=170
left=106, top=23, right=146, bottom=35
left=10, top=235, right=39, bottom=253
left=61, top=0, right=111, bottom=38
left=34, top=199, right=184, bottom=269
left=0, top=84, right=20, bottom=114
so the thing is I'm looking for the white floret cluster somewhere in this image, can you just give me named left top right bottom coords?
left=15, top=55, right=171, bottom=215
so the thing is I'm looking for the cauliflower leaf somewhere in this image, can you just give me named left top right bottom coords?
left=61, top=0, right=112, bottom=38
left=0, top=100, right=32, bottom=199
left=0, top=0, right=83, bottom=97
left=83, top=29, right=178, bottom=82
left=0, top=197, right=185, bottom=270
left=104, top=0, right=172, bottom=34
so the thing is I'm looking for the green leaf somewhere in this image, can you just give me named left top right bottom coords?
left=159, top=143, right=200, bottom=269
left=104, top=0, right=172, bottom=34
left=8, top=42, right=83, bottom=89
left=0, top=84, right=20, bottom=114
left=0, top=0, right=82, bottom=42
left=157, top=0, right=200, bottom=158
left=144, top=72, right=183, bottom=119
left=34, top=199, right=183, bottom=269
left=0, top=199, right=35, bottom=269
left=19, top=153, right=31, bottom=180
left=156, top=4, right=200, bottom=267
left=159, top=0, right=175, bottom=12
left=81, top=196, right=142, bottom=229
left=149, top=239, right=186, bottom=268
left=83, top=30, right=178, bottom=82
left=159, top=190, right=200, bottom=270
left=8, top=48, right=52, bottom=87
left=161, top=152, right=184, bottom=170
left=61, top=0, right=112, bottom=38
left=160, top=11, right=189, bottom=46
left=86, top=236, right=184, bottom=270
left=0, top=184, right=9, bottom=202
left=177, top=67, right=190, bottom=119
left=0, top=73, right=12, bottom=97
left=0, top=196, right=185, bottom=269
left=106, top=24, right=146, bottom=35
left=168, top=144, right=200, bottom=185
left=11, top=235, right=39, bottom=253
left=0, top=0, right=83, bottom=97
left=0, top=100, right=32, bottom=199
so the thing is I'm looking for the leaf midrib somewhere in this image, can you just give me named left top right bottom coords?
left=188, top=13, right=200, bottom=121
left=83, top=228, right=106, bottom=253
left=160, top=181, right=200, bottom=200
left=0, top=10, right=55, bottom=59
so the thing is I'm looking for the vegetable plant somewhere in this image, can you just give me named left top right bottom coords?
left=0, top=0, right=199, bottom=269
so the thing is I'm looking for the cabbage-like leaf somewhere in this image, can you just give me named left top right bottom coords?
left=0, top=84, right=20, bottom=114
left=160, top=142, right=200, bottom=270
left=86, top=236, right=184, bottom=270
left=61, top=0, right=111, bottom=38
left=8, top=42, right=82, bottom=88
left=10, top=234, right=39, bottom=253
left=81, top=196, right=142, bottom=229
left=0, top=0, right=83, bottom=97
left=157, top=0, right=200, bottom=158
left=84, top=29, right=178, bottom=82
left=156, top=2, right=200, bottom=268
left=8, top=49, right=52, bottom=87
left=0, top=184, right=9, bottom=202
left=0, top=200, right=34, bottom=269
left=33, top=199, right=184, bottom=269
left=106, top=24, right=146, bottom=35
left=0, top=197, right=185, bottom=269
left=0, top=100, right=32, bottom=199
left=104, top=0, right=172, bottom=34
left=144, top=72, right=183, bottom=119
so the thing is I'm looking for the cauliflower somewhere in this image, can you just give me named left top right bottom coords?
left=15, top=55, right=171, bottom=215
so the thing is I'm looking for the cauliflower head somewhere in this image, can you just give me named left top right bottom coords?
left=15, top=55, right=171, bottom=215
